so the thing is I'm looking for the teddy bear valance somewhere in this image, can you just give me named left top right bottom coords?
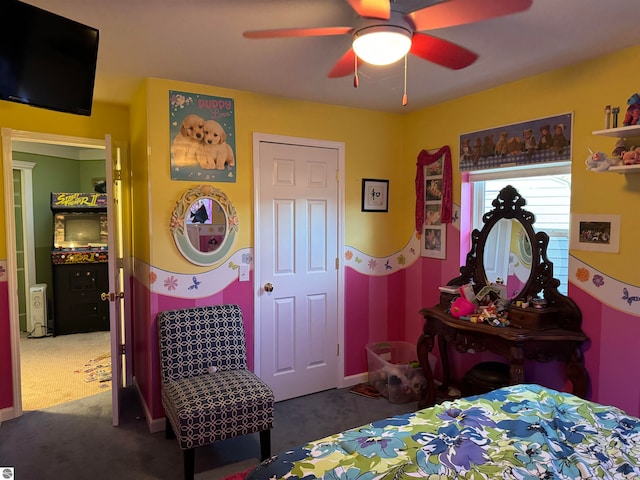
left=458, top=113, right=572, bottom=172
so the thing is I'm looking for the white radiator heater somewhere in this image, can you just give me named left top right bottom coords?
left=28, top=284, right=48, bottom=338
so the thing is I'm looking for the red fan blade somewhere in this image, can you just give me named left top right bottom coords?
left=328, top=48, right=363, bottom=78
left=345, top=0, right=390, bottom=19
left=243, top=26, right=353, bottom=39
left=410, top=32, right=478, bottom=70
left=408, top=0, right=532, bottom=31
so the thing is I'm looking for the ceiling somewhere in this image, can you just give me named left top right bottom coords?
left=25, top=0, right=640, bottom=113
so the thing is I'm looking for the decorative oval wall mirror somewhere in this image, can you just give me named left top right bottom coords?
left=170, top=185, right=238, bottom=266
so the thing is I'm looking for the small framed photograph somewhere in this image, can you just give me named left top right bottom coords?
left=570, top=214, right=620, bottom=253
left=421, top=225, right=446, bottom=259
left=361, top=178, right=389, bottom=212
left=425, top=178, right=443, bottom=202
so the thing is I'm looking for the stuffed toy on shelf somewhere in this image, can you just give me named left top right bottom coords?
left=623, top=93, right=640, bottom=126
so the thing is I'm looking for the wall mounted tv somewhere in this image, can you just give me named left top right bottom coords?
left=0, top=0, right=99, bottom=116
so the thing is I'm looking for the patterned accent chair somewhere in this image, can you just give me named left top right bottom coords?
left=158, top=304, right=274, bottom=480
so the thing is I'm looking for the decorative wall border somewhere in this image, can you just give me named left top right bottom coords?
left=146, top=231, right=424, bottom=300
left=569, top=256, right=640, bottom=316
left=149, top=248, right=253, bottom=298
left=344, top=234, right=421, bottom=276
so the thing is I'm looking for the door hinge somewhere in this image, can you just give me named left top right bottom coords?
left=337, top=343, right=340, bottom=356
left=117, top=257, right=124, bottom=269
left=120, top=344, right=126, bottom=355
left=336, top=170, right=339, bottom=182
left=335, top=257, right=339, bottom=270
left=113, top=168, right=122, bottom=181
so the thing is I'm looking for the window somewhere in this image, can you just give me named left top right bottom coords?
left=470, top=166, right=571, bottom=295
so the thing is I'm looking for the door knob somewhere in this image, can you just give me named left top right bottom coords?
left=264, top=282, right=274, bottom=293
left=101, top=292, right=124, bottom=301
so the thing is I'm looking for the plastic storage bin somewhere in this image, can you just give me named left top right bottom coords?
left=366, top=341, right=426, bottom=404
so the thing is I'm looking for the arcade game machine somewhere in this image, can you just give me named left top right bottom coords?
left=50, top=192, right=109, bottom=335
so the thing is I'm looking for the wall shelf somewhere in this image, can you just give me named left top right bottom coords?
left=592, top=125, right=640, bottom=138
left=591, top=125, right=640, bottom=173
left=606, top=164, right=640, bottom=173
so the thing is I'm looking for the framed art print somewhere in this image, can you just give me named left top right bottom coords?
left=570, top=213, right=620, bottom=253
left=361, top=178, right=389, bottom=212
left=421, top=225, right=446, bottom=259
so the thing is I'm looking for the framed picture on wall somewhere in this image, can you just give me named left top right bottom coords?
left=361, top=178, right=389, bottom=212
left=570, top=213, right=620, bottom=253
left=421, top=155, right=446, bottom=259
left=421, top=225, right=446, bottom=259
left=459, top=112, right=573, bottom=172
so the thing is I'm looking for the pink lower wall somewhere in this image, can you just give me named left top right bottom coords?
left=571, top=285, right=640, bottom=416
left=133, top=266, right=256, bottom=420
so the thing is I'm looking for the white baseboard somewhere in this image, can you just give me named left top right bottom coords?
left=342, top=372, right=368, bottom=388
left=133, top=377, right=165, bottom=433
left=0, top=406, right=16, bottom=423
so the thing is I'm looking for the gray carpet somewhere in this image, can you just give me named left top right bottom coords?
left=0, top=385, right=419, bottom=479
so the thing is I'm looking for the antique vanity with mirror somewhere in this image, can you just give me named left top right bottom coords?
left=417, top=185, right=589, bottom=407
left=170, top=184, right=238, bottom=266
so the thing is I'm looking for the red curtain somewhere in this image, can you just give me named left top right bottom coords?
left=415, top=146, right=452, bottom=235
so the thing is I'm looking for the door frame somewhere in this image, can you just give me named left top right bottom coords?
left=252, top=133, right=346, bottom=388
left=1, top=128, right=129, bottom=422
left=11, top=160, right=37, bottom=333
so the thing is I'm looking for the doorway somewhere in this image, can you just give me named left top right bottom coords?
left=2, top=129, right=125, bottom=421
left=253, top=133, right=345, bottom=402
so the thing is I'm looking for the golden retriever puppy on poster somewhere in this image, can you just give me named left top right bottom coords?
left=200, top=119, right=235, bottom=170
left=171, top=114, right=205, bottom=167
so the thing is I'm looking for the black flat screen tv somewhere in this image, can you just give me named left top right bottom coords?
left=0, top=0, right=99, bottom=116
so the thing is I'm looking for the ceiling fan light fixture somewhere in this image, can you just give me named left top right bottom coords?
left=352, top=26, right=412, bottom=66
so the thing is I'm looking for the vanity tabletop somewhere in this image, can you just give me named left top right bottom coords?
left=419, top=304, right=589, bottom=342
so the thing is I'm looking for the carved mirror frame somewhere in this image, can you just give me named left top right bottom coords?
left=170, top=184, right=238, bottom=266
left=449, top=185, right=560, bottom=302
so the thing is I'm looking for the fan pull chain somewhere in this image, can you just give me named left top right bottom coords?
left=402, top=54, right=408, bottom=106
left=353, top=53, right=359, bottom=88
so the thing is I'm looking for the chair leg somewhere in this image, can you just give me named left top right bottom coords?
left=165, top=417, right=175, bottom=439
left=183, top=448, right=195, bottom=480
left=259, top=429, right=271, bottom=461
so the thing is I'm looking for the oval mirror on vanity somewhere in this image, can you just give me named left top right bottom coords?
left=481, top=218, right=533, bottom=299
left=451, top=185, right=554, bottom=302
left=170, top=185, right=238, bottom=266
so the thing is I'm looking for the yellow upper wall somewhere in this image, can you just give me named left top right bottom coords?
left=3, top=46, right=638, bottom=286
left=139, top=78, right=411, bottom=272
left=403, top=45, right=640, bottom=285
left=0, top=99, right=129, bottom=256
left=129, top=81, right=151, bottom=262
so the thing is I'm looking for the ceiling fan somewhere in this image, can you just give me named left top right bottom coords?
left=243, top=0, right=532, bottom=77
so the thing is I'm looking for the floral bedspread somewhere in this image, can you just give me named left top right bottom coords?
left=246, top=384, right=640, bottom=479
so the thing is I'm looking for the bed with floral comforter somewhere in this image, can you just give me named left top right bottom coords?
left=247, top=384, right=640, bottom=479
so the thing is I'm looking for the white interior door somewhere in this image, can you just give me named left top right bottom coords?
left=254, top=135, right=343, bottom=402
left=104, top=136, right=126, bottom=426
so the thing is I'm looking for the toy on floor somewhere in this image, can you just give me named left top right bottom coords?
left=368, top=362, right=426, bottom=404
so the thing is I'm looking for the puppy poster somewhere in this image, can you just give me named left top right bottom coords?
left=169, top=90, right=236, bottom=182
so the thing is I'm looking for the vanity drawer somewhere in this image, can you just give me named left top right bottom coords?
left=508, top=306, right=558, bottom=329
